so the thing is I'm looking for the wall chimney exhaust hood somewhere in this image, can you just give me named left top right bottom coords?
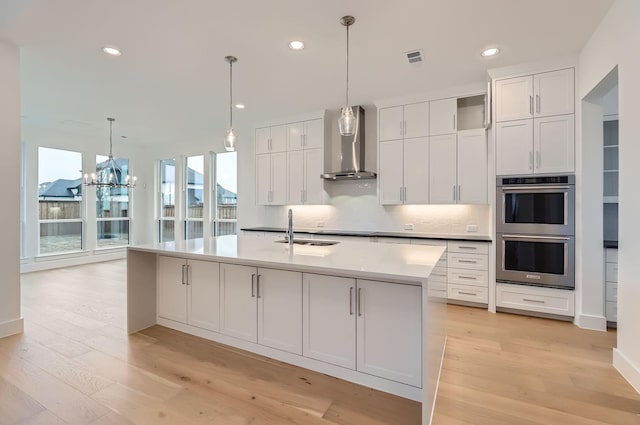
left=322, top=106, right=377, bottom=180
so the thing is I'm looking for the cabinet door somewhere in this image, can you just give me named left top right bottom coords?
left=379, top=106, right=404, bottom=141
left=304, top=148, right=324, bottom=204
left=429, top=134, right=457, bottom=204
left=495, top=76, right=533, bottom=122
left=403, top=102, right=429, bottom=139
left=255, top=127, right=271, bottom=155
left=379, top=140, right=404, bottom=205
left=303, top=119, right=323, bottom=149
left=303, top=273, right=356, bottom=369
left=429, top=97, right=457, bottom=136
left=534, top=69, right=574, bottom=118
left=496, top=119, right=533, bottom=176
left=257, top=268, right=302, bottom=355
left=157, top=256, right=187, bottom=323
left=534, top=114, right=575, bottom=174
left=255, top=154, right=271, bottom=205
left=188, top=259, right=220, bottom=332
left=270, top=152, right=288, bottom=205
left=287, top=150, right=304, bottom=205
left=356, top=280, right=422, bottom=387
left=270, top=125, right=287, bottom=153
left=403, top=137, right=429, bottom=204
left=286, top=122, right=304, bottom=151
left=457, top=129, right=487, bottom=204
left=220, top=264, right=257, bottom=343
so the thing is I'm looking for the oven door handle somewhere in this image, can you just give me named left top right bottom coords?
left=501, top=186, right=571, bottom=191
left=501, top=234, right=571, bottom=241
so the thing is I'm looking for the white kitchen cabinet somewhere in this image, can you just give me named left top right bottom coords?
left=496, top=283, right=574, bottom=317
left=429, top=97, right=457, bottom=136
left=255, top=125, right=286, bottom=155
left=287, top=119, right=323, bottom=151
left=379, top=102, right=428, bottom=142
left=256, top=152, right=287, bottom=205
left=257, top=268, right=303, bottom=355
left=379, top=137, right=429, bottom=205
left=287, top=148, right=323, bottom=205
left=287, top=150, right=304, bottom=204
left=496, top=69, right=574, bottom=122
left=356, top=280, right=422, bottom=387
left=303, top=273, right=356, bottom=369
left=496, top=119, right=534, bottom=175
left=534, top=114, right=575, bottom=174
left=429, top=129, right=487, bottom=204
left=157, top=256, right=220, bottom=332
left=447, top=241, right=489, bottom=304
left=220, top=263, right=258, bottom=343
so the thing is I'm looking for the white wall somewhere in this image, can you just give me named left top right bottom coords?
left=579, top=0, right=640, bottom=392
left=0, top=40, right=23, bottom=337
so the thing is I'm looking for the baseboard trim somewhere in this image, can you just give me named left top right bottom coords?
left=613, top=348, right=640, bottom=394
left=0, top=318, right=24, bottom=338
left=575, top=313, right=607, bottom=331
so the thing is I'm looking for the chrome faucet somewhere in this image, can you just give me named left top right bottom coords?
left=285, top=209, right=294, bottom=245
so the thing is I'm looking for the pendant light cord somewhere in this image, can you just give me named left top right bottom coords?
left=345, top=23, right=349, bottom=106
left=229, top=60, right=233, bottom=128
left=108, top=118, right=114, bottom=158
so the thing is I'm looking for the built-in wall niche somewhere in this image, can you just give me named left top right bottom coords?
left=603, top=118, right=619, bottom=203
left=457, top=95, right=486, bottom=130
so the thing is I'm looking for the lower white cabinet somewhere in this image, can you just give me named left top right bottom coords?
left=157, top=256, right=220, bottom=332
left=446, top=241, right=489, bottom=304
left=496, top=283, right=575, bottom=317
left=221, top=264, right=303, bottom=352
left=302, top=273, right=422, bottom=387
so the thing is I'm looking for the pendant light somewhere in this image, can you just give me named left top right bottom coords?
left=224, top=55, right=238, bottom=152
left=84, top=117, right=137, bottom=188
left=338, top=15, right=356, bottom=137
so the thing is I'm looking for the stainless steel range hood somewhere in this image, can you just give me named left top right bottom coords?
left=322, top=106, right=377, bottom=180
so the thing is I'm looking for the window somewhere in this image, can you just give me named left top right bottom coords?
left=96, top=154, right=130, bottom=248
left=38, top=147, right=83, bottom=254
left=213, top=152, right=237, bottom=236
left=159, top=159, right=176, bottom=242
left=184, top=155, right=204, bottom=239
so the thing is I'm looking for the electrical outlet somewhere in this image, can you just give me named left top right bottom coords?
left=316, top=221, right=325, bottom=228
left=404, top=223, right=414, bottom=231
left=466, top=224, right=478, bottom=233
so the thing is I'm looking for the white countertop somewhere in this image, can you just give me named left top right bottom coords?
left=129, top=235, right=446, bottom=285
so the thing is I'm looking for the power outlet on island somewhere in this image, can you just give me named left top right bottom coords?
left=404, top=223, right=414, bottom=231
left=466, top=224, right=479, bottom=233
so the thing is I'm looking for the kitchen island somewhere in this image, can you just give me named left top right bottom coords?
left=127, top=235, right=446, bottom=424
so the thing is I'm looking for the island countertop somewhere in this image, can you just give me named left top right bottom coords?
left=129, top=234, right=446, bottom=285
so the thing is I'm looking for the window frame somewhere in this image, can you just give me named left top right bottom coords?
left=211, top=151, right=238, bottom=237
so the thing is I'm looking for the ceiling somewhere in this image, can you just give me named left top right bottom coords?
left=0, top=0, right=614, bottom=148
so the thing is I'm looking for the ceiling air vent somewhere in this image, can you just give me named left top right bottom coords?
left=405, top=49, right=423, bottom=64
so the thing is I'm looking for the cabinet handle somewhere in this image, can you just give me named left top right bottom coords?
left=349, top=287, right=354, bottom=315
left=458, top=246, right=477, bottom=250
left=529, top=152, right=533, bottom=170
left=303, top=134, right=306, bottom=147
left=453, top=185, right=456, bottom=201
left=304, top=190, right=307, bottom=203
left=400, top=121, right=404, bottom=136
left=529, top=96, right=533, bottom=115
left=453, top=114, right=456, bottom=131
left=458, top=259, right=478, bottom=264
left=536, top=151, right=541, bottom=169
left=458, top=185, right=461, bottom=202
left=536, top=94, right=540, bottom=114
left=186, top=265, right=191, bottom=285
left=458, top=291, right=477, bottom=296
left=403, top=187, right=407, bottom=202
left=251, top=274, right=256, bottom=297
left=400, top=187, right=404, bottom=202
left=181, top=264, right=186, bottom=285
left=404, top=120, right=407, bottom=136
left=257, top=274, right=262, bottom=298
left=458, top=275, right=478, bottom=280
left=523, top=298, right=545, bottom=304
left=357, top=288, right=363, bottom=317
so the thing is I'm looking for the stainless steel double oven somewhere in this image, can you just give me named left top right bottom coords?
left=496, top=175, right=575, bottom=289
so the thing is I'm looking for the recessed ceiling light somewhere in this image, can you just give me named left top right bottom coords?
left=481, top=47, right=500, bottom=57
left=103, top=46, right=122, bottom=56
left=289, top=40, right=305, bottom=51
left=235, top=104, right=245, bottom=109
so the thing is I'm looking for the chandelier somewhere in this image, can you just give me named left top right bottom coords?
left=84, top=117, right=137, bottom=188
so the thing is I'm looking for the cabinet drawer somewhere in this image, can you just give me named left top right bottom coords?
left=447, top=252, right=488, bottom=270
left=427, top=281, right=447, bottom=299
left=606, top=262, right=618, bottom=283
left=448, top=284, right=488, bottom=303
left=447, top=241, right=489, bottom=255
left=496, top=283, right=574, bottom=317
left=606, top=283, right=618, bottom=302
left=429, top=266, right=448, bottom=283
left=448, top=269, right=488, bottom=287
left=605, top=248, right=618, bottom=263
left=606, top=301, right=617, bottom=322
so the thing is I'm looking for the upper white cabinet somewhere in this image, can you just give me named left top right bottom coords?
left=496, top=120, right=534, bottom=175
left=429, top=130, right=487, bottom=204
left=256, top=113, right=326, bottom=206
left=429, top=97, right=457, bottom=136
left=379, top=102, right=429, bottom=142
left=496, top=68, right=574, bottom=122
left=379, top=138, right=429, bottom=205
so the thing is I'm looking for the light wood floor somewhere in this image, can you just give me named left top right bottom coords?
left=0, top=260, right=637, bottom=425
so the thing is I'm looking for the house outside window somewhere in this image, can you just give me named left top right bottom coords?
left=185, top=155, right=204, bottom=239
left=213, top=152, right=237, bottom=236
left=38, top=147, right=83, bottom=254
left=96, top=154, right=130, bottom=248
left=159, top=158, right=176, bottom=242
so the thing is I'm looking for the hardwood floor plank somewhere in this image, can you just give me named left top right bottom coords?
left=0, top=376, right=44, bottom=424
left=15, top=410, right=68, bottom=425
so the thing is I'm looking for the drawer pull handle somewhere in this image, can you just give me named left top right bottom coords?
left=458, top=291, right=477, bottom=296
left=458, top=246, right=477, bottom=250
left=459, top=275, right=477, bottom=280
left=523, top=298, right=545, bottom=304
left=458, top=259, right=478, bottom=264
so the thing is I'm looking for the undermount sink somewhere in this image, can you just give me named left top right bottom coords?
left=274, top=238, right=340, bottom=246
